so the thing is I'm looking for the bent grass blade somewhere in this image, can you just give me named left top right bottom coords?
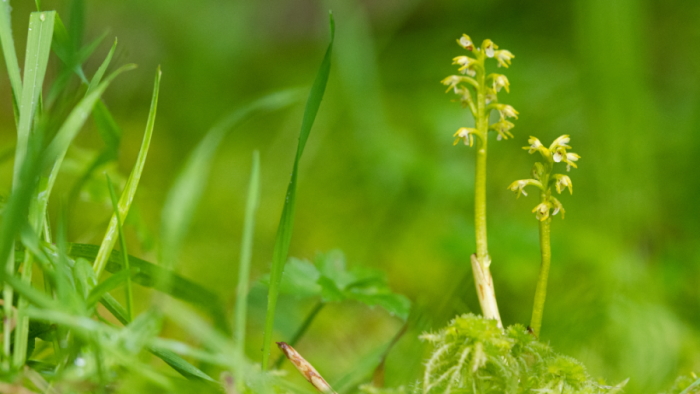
left=262, top=12, right=335, bottom=370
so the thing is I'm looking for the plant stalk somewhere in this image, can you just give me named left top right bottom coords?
left=530, top=215, right=551, bottom=337
left=470, top=52, right=502, bottom=327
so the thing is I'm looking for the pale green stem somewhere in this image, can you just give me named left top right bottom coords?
left=474, top=55, right=488, bottom=262
left=530, top=198, right=552, bottom=338
left=469, top=51, right=502, bottom=327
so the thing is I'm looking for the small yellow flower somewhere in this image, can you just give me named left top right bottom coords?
left=453, top=56, right=477, bottom=77
left=508, top=179, right=529, bottom=197
left=453, top=127, right=479, bottom=146
left=550, top=197, right=565, bottom=218
left=490, top=118, right=514, bottom=140
left=494, top=49, right=514, bottom=68
left=524, top=136, right=544, bottom=154
left=490, top=74, right=510, bottom=93
left=441, top=75, right=462, bottom=92
left=549, top=135, right=571, bottom=150
left=482, top=39, right=497, bottom=58
left=563, top=152, right=580, bottom=171
left=494, top=104, right=518, bottom=119
left=457, top=34, right=474, bottom=50
left=532, top=202, right=551, bottom=221
left=554, top=175, right=573, bottom=194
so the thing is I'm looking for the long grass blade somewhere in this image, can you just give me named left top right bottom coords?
left=68, top=243, right=229, bottom=330
left=0, top=1, right=23, bottom=118
left=87, top=38, right=117, bottom=95
left=93, top=67, right=161, bottom=277
left=106, top=175, right=135, bottom=321
left=261, top=12, right=335, bottom=370
left=14, top=11, right=55, bottom=186
left=234, top=151, right=261, bottom=391
left=6, top=10, right=54, bottom=368
left=86, top=267, right=133, bottom=307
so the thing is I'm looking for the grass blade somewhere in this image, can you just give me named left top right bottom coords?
left=106, top=174, right=135, bottom=321
left=87, top=38, right=117, bottom=95
left=10, top=62, right=132, bottom=370
left=93, top=67, right=161, bottom=277
left=68, top=243, right=229, bottom=330
left=234, top=151, right=261, bottom=391
left=41, top=63, right=135, bottom=169
left=5, top=10, right=54, bottom=368
left=86, top=267, right=133, bottom=307
left=0, top=1, right=23, bottom=117
left=14, top=11, right=55, bottom=186
left=261, top=12, right=335, bottom=370
left=148, top=346, right=218, bottom=383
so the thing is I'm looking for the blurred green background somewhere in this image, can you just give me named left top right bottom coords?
left=1, top=0, right=699, bottom=392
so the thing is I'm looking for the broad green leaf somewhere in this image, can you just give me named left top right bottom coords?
left=93, top=67, right=160, bottom=277
left=268, top=250, right=411, bottom=319
left=316, top=249, right=355, bottom=289
left=318, top=275, right=344, bottom=302
left=345, top=292, right=411, bottom=321
left=262, top=12, right=335, bottom=370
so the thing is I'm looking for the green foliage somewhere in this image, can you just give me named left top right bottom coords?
left=264, top=250, right=411, bottom=321
left=421, top=314, right=628, bottom=394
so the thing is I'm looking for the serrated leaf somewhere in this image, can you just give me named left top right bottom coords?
left=260, top=258, right=321, bottom=298
left=346, top=291, right=411, bottom=321
left=318, top=275, right=344, bottom=303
